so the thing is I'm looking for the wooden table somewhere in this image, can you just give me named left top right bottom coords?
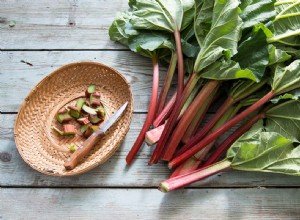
left=1, top=1, right=300, bottom=219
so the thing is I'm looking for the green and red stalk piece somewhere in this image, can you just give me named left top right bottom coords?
left=160, top=159, right=232, bottom=192
left=181, top=90, right=219, bottom=143
left=126, top=56, right=160, bottom=165
left=171, top=103, right=239, bottom=177
left=149, top=73, right=200, bottom=164
left=146, top=79, right=203, bottom=146
left=153, top=92, right=177, bottom=128
left=174, top=29, right=184, bottom=96
left=156, top=53, right=177, bottom=117
left=201, top=111, right=266, bottom=167
left=161, top=80, right=221, bottom=161
left=179, top=79, right=268, bottom=154
left=168, top=90, right=275, bottom=169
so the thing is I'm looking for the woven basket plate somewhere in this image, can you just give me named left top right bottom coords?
left=14, top=62, right=133, bottom=176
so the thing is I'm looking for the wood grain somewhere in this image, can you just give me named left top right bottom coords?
left=0, top=51, right=170, bottom=112
left=1, top=114, right=300, bottom=187
left=0, top=0, right=129, bottom=49
left=1, top=188, right=300, bottom=220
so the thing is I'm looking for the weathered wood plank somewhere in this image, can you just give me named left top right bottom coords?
left=0, top=0, right=129, bottom=49
left=1, top=188, right=300, bottom=219
left=0, top=51, right=170, bottom=112
left=1, top=114, right=300, bottom=187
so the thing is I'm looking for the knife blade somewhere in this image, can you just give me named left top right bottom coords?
left=64, top=101, right=128, bottom=170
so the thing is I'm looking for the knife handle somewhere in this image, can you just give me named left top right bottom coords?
left=64, top=130, right=104, bottom=170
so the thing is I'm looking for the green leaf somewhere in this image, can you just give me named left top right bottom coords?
left=194, top=0, right=242, bottom=73
left=226, top=121, right=264, bottom=160
left=239, top=0, right=276, bottom=29
left=268, top=1, right=300, bottom=46
left=128, top=32, right=174, bottom=58
left=271, top=60, right=300, bottom=94
left=265, top=100, right=300, bottom=141
left=229, top=78, right=269, bottom=102
left=199, top=59, right=241, bottom=80
left=181, top=22, right=200, bottom=58
left=268, top=45, right=292, bottom=65
left=271, top=88, right=300, bottom=103
left=109, top=12, right=139, bottom=46
left=274, top=44, right=300, bottom=59
left=194, top=0, right=214, bottom=47
left=129, top=0, right=184, bottom=32
left=229, top=131, right=300, bottom=176
left=181, top=0, right=195, bottom=31
left=233, top=24, right=270, bottom=81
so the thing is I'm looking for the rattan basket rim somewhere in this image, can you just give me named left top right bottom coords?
left=14, top=61, right=134, bottom=176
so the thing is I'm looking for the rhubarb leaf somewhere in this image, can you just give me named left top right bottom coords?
left=229, top=131, right=300, bottom=176
left=128, top=32, right=174, bottom=58
left=232, top=24, right=270, bottom=81
left=109, top=12, right=139, bottom=46
left=129, top=0, right=185, bottom=32
left=268, top=1, right=300, bottom=46
left=194, top=0, right=214, bottom=47
left=271, top=88, right=300, bottom=103
left=194, top=0, right=242, bottom=73
left=272, top=60, right=300, bottom=94
left=239, top=0, right=276, bottom=29
left=264, top=100, right=300, bottom=141
left=268, top=45, right=292, bottom=65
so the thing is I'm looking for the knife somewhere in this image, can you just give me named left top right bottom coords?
left=64, top=101, right=128, bottom=170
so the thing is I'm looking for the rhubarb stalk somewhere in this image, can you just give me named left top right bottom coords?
left=162, top=80, right=221, bottom=161
left=202, top=112, right=265, bottom=167
left=149, top=73, right=200, bottom=164
left=159, top=159, right=231, bottom=192
left=126, top=56, right=160, bottom=165
left=174, top=29, right=184, bottom=96
left=168, top=90, right=275, bottom=169
left=156, top=53, right=177, bottom=116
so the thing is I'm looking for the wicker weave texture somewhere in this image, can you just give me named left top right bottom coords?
left=14, top=62, right=133, bottom=176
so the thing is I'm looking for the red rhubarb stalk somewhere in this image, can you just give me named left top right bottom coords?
left=145, top=123, right=165, bottom=146
left=156, top=53, right=177, bottom=116
left=162, top=80, right=221, bottom=161
left=153, top=92, right=176, bottom=128
left=170, top=141, right=215, bottom=178
left=126, top=56, right=160, bottom=165
left=189, top=96, right=234, bottom=143
left=181, top=90, right=218, bottom=144
left=168, top=90, right=275, bottom=169
left=149, top=72, right=200, bottom=164
left=171, top=103, right=238, bottom=177
left=174, top=29, right=184, bottom=95
left=202, top=112, right=266, bottom=167
left=159, top=159, right=231, bottom=192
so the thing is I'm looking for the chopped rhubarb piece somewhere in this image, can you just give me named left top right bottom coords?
left=97, top=106, right=106, bottom=118
left=85, top=84, right=96, bottom=98
left=51, top=126, right=64, bottom=135
left=77, top=117, right=90, bottom=125
left=145, top=124, right=165, bottom=145
left=69, top=143, right=78, bottom=152
left=82, top=104, right=97, bottom=115
left=63, top=124, right=76, bottom=135
left=76, top=98, right=85, bottom=112
left=90, top=92, right=101, bottom=107
left=56, top=112, right=72, bottom=124
left=68, top=105, right=80, bottom=119
left=80, top=123, right=91, bottom=133
left=89, top=114, right=103, bottom=124
left=84, top=125, right=99, bottom=138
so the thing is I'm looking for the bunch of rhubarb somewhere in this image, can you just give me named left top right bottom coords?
left=109, top=0, right=300, bottom=191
